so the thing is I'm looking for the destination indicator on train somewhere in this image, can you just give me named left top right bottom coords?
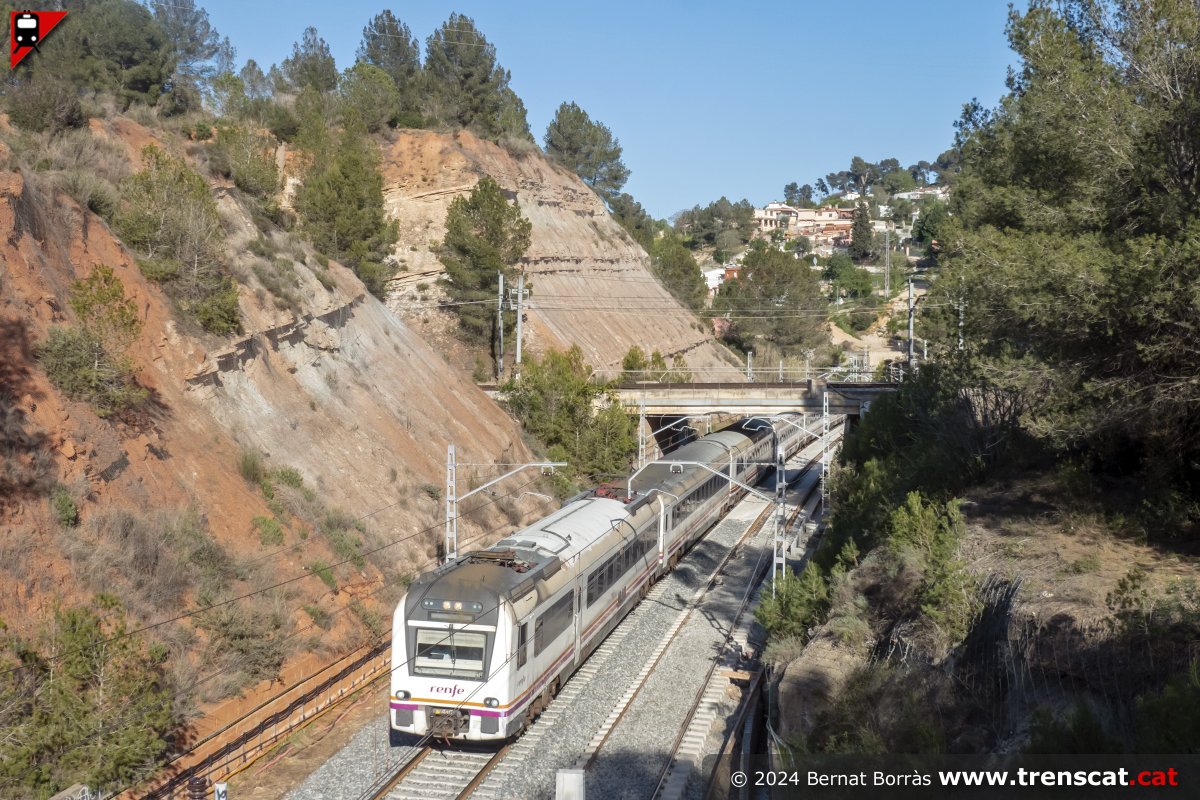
left=9, top=10, right=68, bottom=68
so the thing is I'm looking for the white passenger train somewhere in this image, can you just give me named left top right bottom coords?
left=389, top=417, right=807, bottom=741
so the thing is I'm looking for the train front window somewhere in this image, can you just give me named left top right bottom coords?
left=413, top=629, right=487, bottom=680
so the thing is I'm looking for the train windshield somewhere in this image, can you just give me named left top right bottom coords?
left=413, top=629, right=487, bottom=680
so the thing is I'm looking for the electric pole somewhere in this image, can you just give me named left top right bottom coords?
left=510, top=271, right=527, bottom=370
left=957, top=298, right=965, bottom=351
left=444, top=444, right=456, bottom=563
left=884, top=228, right=891, bottom=297
left=907, top=277, right=915, bottom=372
left=496, top=272, right=505, bottom=380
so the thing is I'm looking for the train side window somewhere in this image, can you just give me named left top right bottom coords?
left=517, top=623, right=528, bottom=668
left=535, top=592, right=572, bottom=656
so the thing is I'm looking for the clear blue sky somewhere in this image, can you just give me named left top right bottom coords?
left=202, top=0, right=1021, bottom=218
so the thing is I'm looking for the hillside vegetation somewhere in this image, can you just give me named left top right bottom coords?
left=0, top=3, right=581, bottom=797
left=765, top=0, right=1200, bottom=757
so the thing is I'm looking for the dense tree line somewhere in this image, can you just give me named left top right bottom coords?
left=762, top=0, right=1200, bottom=760
left=924, top=0, right=1200, bottom=521
left=501, top=346, right=638, bottom=492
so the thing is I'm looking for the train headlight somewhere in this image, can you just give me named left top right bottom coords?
left=394, top=689, right=411, bottom=700
left=484, top=697, right=499, bottom=708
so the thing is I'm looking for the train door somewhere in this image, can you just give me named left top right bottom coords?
left=656, top=495, right=668, bottom=573
left=572, top=585, right=581, bottom=667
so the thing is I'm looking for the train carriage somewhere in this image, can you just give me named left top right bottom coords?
left=390, top=416, right=808, bottom=742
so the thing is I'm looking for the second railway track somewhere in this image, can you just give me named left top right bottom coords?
left=296, top=423, right=842, bottom=800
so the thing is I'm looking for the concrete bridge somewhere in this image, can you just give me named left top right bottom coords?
left=613, top=380, right=897, bottom=416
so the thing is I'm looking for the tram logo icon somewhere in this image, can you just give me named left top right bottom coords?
left=10, top=10, right=68, bottom=69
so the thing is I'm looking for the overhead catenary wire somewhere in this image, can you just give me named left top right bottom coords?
left=0, top=475, right=546, bottom=681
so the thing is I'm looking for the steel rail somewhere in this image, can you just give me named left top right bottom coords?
left=649, top=444, right=831, bottom=800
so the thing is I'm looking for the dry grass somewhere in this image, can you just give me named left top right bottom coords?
left=60, top=507, right=239, bottom=619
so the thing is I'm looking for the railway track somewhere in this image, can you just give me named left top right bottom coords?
left=651, top=437, right=834, bottom=800
left=580, top=428, right=840, bottom=800
left=362, top=745, right=508, bottom=800
left=363, top=576, right=684, bottom=800
left=307, top=424, right=841, bottom=800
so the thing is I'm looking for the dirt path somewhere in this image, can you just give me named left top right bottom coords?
left=829, top=280, right=928, bottom=368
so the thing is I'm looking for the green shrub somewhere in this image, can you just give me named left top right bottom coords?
left=115, top=146, right=241, bottom=334
left=885, top=493, right=978, bottom=644
left=762, top=634, right=807, bottom=670
left=302, top=603, right=332, bottom=630
left=351, top=600, right=387, bottom=640
left=51, top=486, right=79, bottom=527
left=209, top=124, right=278, bottom=197
left=265, top=103, right=300, bottom=142
left=755, top=561, right=829, bottom=640
left=38, top=266, right=147, bottom=416
left=38, top=328, right=147, bottom=417
left=192, top=279, right=241, bottom=335
left=137, top=258, right=179, bottom=282
left=325, top=526, right=364, bottom=569
left=6, top=76, right=86, bottom=134
left=272, top=466, right=304, bottom=488
left=195, top=594, right=291, bottom=689
left=252, top=515, right=284, bottom=546
left=309, top=560, right=336, bottom=590
left=238, top=450, right=265, bottom=484
left=394, top=110, right=426, bottom=129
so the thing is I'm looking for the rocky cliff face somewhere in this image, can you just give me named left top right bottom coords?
left=379, top=130, right=742, bottom=378
left=0, top=118, right=554, bottom=736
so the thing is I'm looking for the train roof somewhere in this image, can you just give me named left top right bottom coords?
left=407, top=497, right=631, bottom=608
left=492, top=496, right=629, bottom=562
left=629, top=430, right=749, bottom=497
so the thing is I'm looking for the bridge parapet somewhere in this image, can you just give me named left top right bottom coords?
left=612, top=379, right=897, bottom=416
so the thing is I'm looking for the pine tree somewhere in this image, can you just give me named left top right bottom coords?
left=357, top=10, right=422, bottom=111
left=423, top=14, right=531, bottom=142
left=295, top=114, right=398, bottom=296
left=338, top=62, right=400, bottom=133
left=849, top=200, right=875, bottom=262
left=438, top=176, right=531, bottom=344
left=281, top=26, right=337, bottom=92
left=544, top=101, right=630, bottom=200
left=150, top=0, right=227, bottom=89
left=0, top=603, right=177, bottom=794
